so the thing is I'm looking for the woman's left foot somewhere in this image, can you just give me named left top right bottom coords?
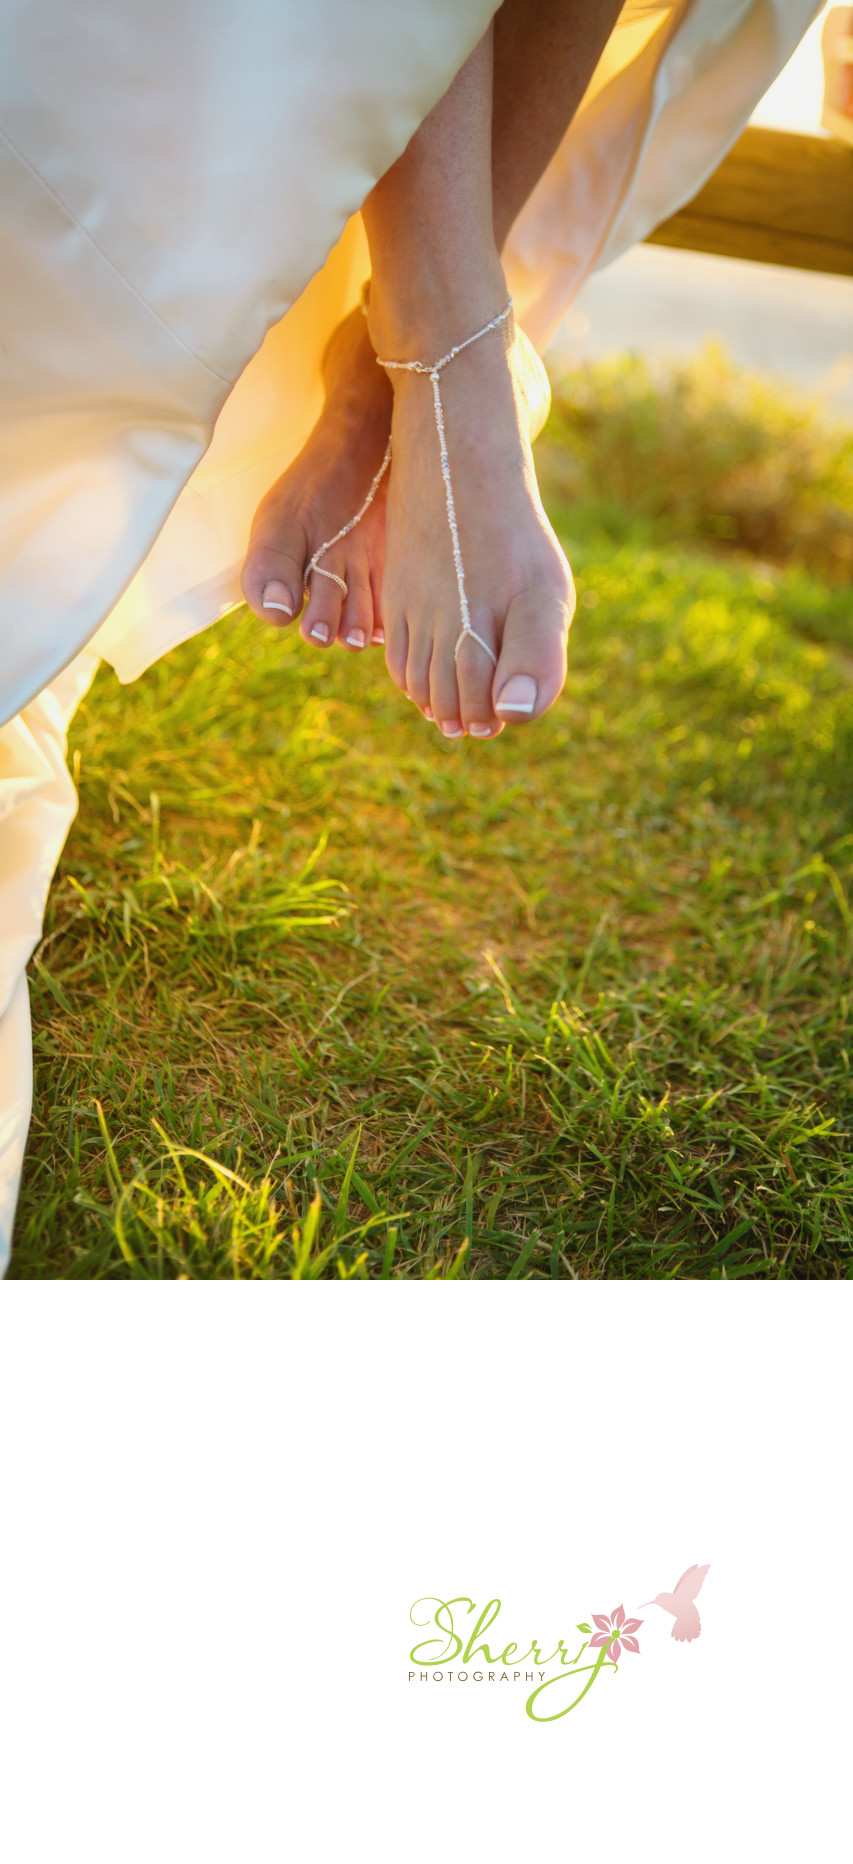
left=241, top=307, right=392, bottom=652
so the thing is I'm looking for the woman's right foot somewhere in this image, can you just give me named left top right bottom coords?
left=241, top=307, right=393, bottom=653
left=368, top=277, right=574, bottom=740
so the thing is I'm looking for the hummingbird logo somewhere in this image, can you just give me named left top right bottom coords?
left=409, top=1573, right=711, bottom=1730
left=639, top=1563, right=710, bottom=1642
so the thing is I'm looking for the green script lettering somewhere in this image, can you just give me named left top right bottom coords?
left=409, top=1596, right=472, bottom=1666
left=525, top=1645, right=615, bottom=1724
left=462, top=1598, right=503, bottom=1665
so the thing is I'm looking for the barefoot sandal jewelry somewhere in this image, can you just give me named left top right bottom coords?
left=305, top=295, right=513, bottom=673
left=376, top=299, right=512, bottom=670
left=303, top=434, right=392, bottom=599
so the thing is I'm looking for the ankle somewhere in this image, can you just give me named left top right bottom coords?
left=318, top=375, right=391, bottom=449
left=318, top=309, right=391, bottom=429
left=366, top=255, right=508, bottom=364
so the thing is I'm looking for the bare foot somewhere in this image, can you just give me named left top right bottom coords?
left=241, top=307, right=392, bottom=653
left=368, top=286, right=574, bottom=739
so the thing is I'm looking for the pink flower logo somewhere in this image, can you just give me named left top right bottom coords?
left=589, top=1604, right=643, bottom=1661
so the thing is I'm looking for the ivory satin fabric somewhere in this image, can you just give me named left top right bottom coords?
left=0, top=0, right=822, bottom=1264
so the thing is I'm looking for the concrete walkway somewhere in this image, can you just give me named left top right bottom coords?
left=547, top=244, right=853, bottom=420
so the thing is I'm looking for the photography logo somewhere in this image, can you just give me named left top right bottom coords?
left=408, top=1565, right=709, bottom=1725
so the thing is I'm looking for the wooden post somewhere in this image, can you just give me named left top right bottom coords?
left=644, top=126, right=853, bottom=276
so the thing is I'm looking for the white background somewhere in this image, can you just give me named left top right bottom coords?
left=0, top=1286, right=848, bottom=1863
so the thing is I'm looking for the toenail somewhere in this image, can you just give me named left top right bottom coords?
left=496, top=675, right=538, bottom=715
left=347, top=629, right=366, bottom=649
left=424, top=708, right=434, bottom=721
left=469, top=723, right=493, bottom=737
left=262, top=581, right=293, bottom=616
left=373, top=628, right=385, bottom=644
left=310, top=623, right=329, bottom=643
left=440, top=722, right=464, bottom=738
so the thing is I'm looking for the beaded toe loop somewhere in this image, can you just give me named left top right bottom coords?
left=304, top=436, right=392, bottom=601
left=304, top=295, right=513, bottom=668
left=377, top=298, right=512, bottom=672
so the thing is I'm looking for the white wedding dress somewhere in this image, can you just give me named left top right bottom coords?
left=0, top=0, right=821, bottom=1265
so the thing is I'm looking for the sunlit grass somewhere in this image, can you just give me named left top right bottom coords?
left=11, top=355, right=853, bottom=1277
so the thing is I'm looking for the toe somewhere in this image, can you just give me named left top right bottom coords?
left=405, top=632, right=433, bottom=713
left=493, top=573, right=574, bottom=724
left=301, top=551, right=346, bottom=649
left=429, top=631, right=464, bottom=738
left=241, top=528, right=306, bottom=626
left=383, top=611, right=409, bottom=694
left=456, top=612, right=500, bottom=737
left=338, top=565, right=374, bottom=652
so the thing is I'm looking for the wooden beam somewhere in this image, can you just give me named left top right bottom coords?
left=644, top=125, right=853, bottom=276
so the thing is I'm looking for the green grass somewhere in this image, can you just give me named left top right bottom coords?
left=10, top=355, right=853, bottom=1277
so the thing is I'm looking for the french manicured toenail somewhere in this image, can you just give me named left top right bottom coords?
left=469, top=723, right=492, bottom=737
left=496, top=675, right=537, bottom=715
left=424, top=708, right=434, bottom=721
left=347, top=629, right=366, bottom=648
left=373, top=628, right=385, bottom=644
left=440, top=722, right=464, bottom=738
left=310, top=623, right=329, bottom=643
left=262, top=581, right=293, bottom=616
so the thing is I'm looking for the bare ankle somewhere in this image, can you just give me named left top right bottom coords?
left=315, top=312, right=391, bottom=440
left=366, top=255, right=508, bottom=363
